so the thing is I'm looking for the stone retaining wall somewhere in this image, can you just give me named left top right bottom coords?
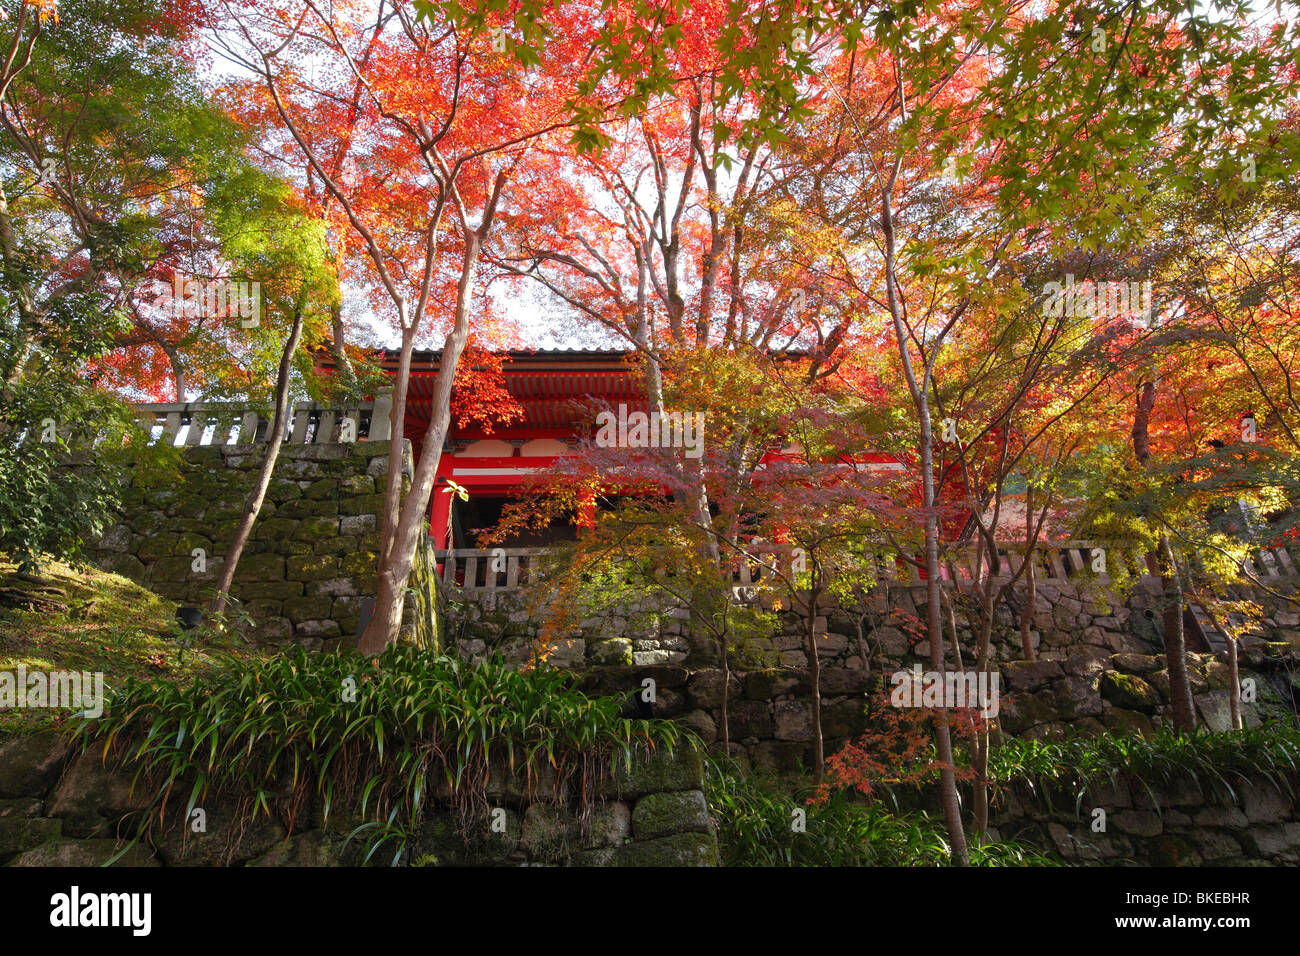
left=990, top=775, right=1300, bottom=865
left=0, top=733, right=718, bottom=867
left=452, top=577, right=1300, bottom=771
left=454, top=575, right=1300, bottom=673
left=89, top=439, right=430, bottom=649
left=6, top=727, right=1296, bottom=865
left=573, top=643, right=1299, bottom=778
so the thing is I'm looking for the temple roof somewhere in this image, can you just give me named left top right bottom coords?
left=350, top=348, right=646, bottom=437
left=374, top=347, right=635, bottom=370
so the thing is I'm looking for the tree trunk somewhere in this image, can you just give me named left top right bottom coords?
left=944, top=591, right=965, bottom=670
left=971, top=581, right=995, bottom=838
left=163, top=343, right=186, bottom=403
left=1020, top=484, right=1037, bottom=661
left=805, top=584, right=825, bottom=787
left=719, top=629, right=731, bottom=752
left=1132, top=380, right=1196, bottom=732
left=1226, top=633, right=1243, bottom=731
left=357, top=235, right=480, bottom=654
left=329, top=301, right=355, bottom=394
left=855, top=608, right=872, bottom=675
left=924, top=440, right=970, bottom=865
left=1158, top=536, right=1197, bottom=731
left=880, top=178, right=969, bottom=866
left=209, top=309, right=305, bottom=617
left=358, top=358, right=461, bottom=654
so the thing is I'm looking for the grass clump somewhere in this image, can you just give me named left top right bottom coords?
left=990, top=723, right=1300, bottom=814
left=705, top=756, right=1059, bottom=866
left=71, top=645, right=683, bottom=864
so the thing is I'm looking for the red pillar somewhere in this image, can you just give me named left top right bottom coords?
left=431, top=460, right=454, bottom=548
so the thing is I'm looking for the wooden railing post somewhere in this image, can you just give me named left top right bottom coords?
left=289, top=404, right=311, bottom=444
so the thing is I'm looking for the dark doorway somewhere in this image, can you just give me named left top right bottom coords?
left=450, top=494, right=579, bottom=549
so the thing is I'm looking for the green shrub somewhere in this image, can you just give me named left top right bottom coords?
left=990, top=723, right=1300, bottom=815
left=705, top=757, right=1058, bottom=866
left=71, top=646, right=682, bottom=865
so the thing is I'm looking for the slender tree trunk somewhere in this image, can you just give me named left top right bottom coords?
left=358, top=234, right=481, bottom=654
left=944, top=591, right=965, bottom=671
left=923, top=435, right=970, bottom=865
left=1158, top=537, right=1197, bottom=731
left=1226, top=633, right=1243, bottom=731
left=329, top=301, right=355, bottom=394
left=971, top=582, right=995, bottom=838
left=946, top=581, right=994, bottom=838
left=1132, top=380, right=1196, bottom=732
left=161, top=343, right=186, bottom=403
left=880, top=178, right=969, bottom=866
left=719, top=627, right=731, bottom=752
left=210, top=310, right=305, bottom=617
left=1021, top=484, right=1037, bottom=661
left=855, top=608, right=872, bottom=675
left=805, top=583, right=825, bottom=787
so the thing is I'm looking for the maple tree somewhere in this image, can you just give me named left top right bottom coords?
left=738, top=386, right=911, bottom=786
left=208, top=0, right=607, bottom=650
left=443, top=0, right=1300, bottom=862
left=485, top=349, right=788, bottom=747
left=0, top=0, right=246, bottom=402
left=0, top=0, right=235, bottom=570
left=205, top=166, right=337, bottom=616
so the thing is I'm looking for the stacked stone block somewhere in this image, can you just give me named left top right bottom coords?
left=90, top=440, right=417, bottom=650
left=0, top=735, right=718, bottom=867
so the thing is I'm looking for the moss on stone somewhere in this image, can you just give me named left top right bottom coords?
left=600, top=832, right=718, bottom=867
left=294, top=516, right=340, bottom=540
left=137, top=532, right=180, bottom=560
left=631, top=790, right=710, bottom=841
left=150, top=555, right=197, bottom=582
left=234, top=553, right=286, bottom=582
left=275, top=499, right=339, bottom=518
left=172, top=533, right=213, bottom=557
left=253, top=517, right=299, bottom=541
left=339, top=493, right=387, bottom=516
left=1101, top=707, right=1156, bottom=736
left=267, top=479, right=302, bottom=503
left=340, top=475, right=375, bottom=495
left=590, top=638, right=633, bottom=665
left=339, top=552, right=377, bottom=577
left=304, top=479, right=339, bottom=500
left=614, top=749, right=705, bottom=799
left=283, top=596, right=334, bottom=622
left=1099, top=671, right=1161, bottom=712
left=412, top=811, right=519, bottom=866
left=286, top=554, right=337, bottom=580
left=239, top=580, right=304, bottom=601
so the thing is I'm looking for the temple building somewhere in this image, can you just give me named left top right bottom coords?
left=372, top=348, right=645, bottom=550
left=338, top=348, right=948, bottom=560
